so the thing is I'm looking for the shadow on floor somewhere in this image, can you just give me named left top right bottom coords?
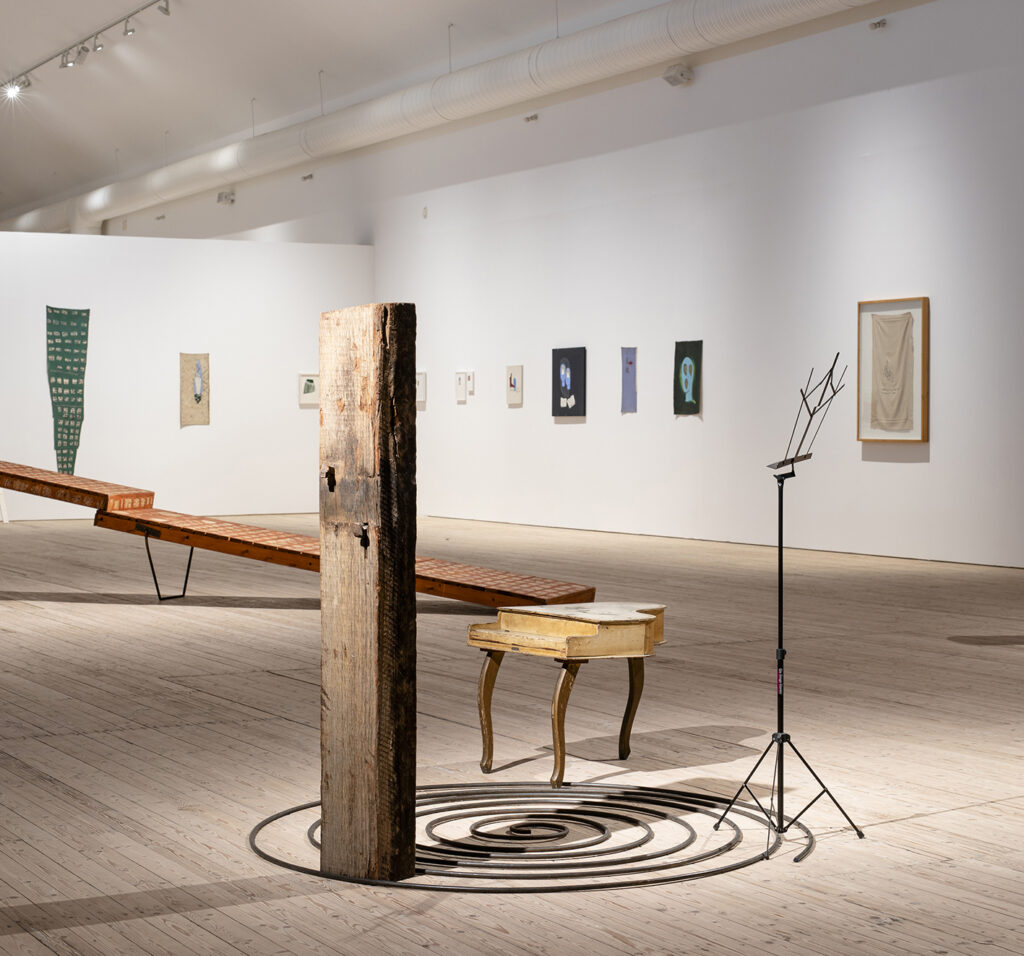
left=0, top=591, right=497, bottom=615
left=0, top=875, right=324, bottom=936
left=947, top=635, right=1024, bottom=646
left=0, top=591, right=320, bottom=609
left=566, top=724, right=766, bottom=771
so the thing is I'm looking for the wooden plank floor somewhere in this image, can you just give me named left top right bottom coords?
left=0, top=514, right=1021, bottom=954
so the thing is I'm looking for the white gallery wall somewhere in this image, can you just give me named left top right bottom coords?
left=13, top=0, right=1024, bottom=568
left=0, top=233, right=373, bottom=520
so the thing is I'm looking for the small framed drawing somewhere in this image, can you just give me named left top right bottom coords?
left=857, top=297, right=929, bottom=442
left=298, top=373, right=319, bottom=408
left=416, top=372, right=427, bottom=406
left=506, top=365, right=523, bottom=407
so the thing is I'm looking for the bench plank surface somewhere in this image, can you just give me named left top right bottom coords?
left=2, top=461, right=595, bottom=608
left=0, top=461, right=154, bottom=511
left=414, top=557, right=595, bottom=607
left=95, top=508, right=320, bottom=571
left=95, top=508, right=595, bottom=606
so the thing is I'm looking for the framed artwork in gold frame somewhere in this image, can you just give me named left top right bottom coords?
left=857, top=297, right=929, bottom=443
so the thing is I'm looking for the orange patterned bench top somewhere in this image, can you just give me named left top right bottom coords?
left=96, top=508, right=595, bottom=606
left=0, top=461, right=154, bottom=511
left=413, top=557, right=595, bottom=607
left=94, top=509, right=321, bottom=572
left=2, top=461, right=595, bottom=607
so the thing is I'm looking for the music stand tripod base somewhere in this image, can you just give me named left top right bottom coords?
left=714, top=356, right=864, bottom=860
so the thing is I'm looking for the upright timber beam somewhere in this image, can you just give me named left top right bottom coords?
left=319, top=302, right=417, bottom=881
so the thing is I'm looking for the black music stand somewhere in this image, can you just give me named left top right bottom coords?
left=713, top=353, right=865, bottom=861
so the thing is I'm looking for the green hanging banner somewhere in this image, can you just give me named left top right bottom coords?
left=45, top=306, right=90, bottom=474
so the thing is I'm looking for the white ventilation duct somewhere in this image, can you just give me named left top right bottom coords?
left=3, top=0, right=879, bottom=234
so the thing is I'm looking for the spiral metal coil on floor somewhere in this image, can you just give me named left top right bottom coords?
left=249, top=782, right=814, bottom=892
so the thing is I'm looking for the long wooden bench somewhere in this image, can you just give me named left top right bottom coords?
left=0, top=461, right=155, bottom=511
left=94, top=508, right=595, bottom=606
left=1, top=461, right=595, bottom=607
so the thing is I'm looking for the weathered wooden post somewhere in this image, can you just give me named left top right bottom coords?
left=319, top=302, right=417, bottom=881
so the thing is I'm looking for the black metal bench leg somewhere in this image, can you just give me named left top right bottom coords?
left=144, top=534, right=195, bottom=601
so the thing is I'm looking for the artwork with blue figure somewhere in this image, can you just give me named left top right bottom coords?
left=673, top=340, right=702, bottom=415
left=551, top=347, right=586, bottom=417
left=680, top=357, right=694, bottom=401
left=180, top=352, right=211, bottom=427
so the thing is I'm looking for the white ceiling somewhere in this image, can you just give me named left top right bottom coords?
left=0, top=0, right=659, bottom=218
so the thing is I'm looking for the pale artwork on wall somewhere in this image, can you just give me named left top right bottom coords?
left=455, top=371, right=468, bottom=404
left=416, top=372, right=427, bottom=407
left=298, top=374, right=319, bottom=408
left=506, top=365, right=523, bottom=407
left=180, top=353, right=210, bottom=427
left=857, top=297, right=929, bottom=442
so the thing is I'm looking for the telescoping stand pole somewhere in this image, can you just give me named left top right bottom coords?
left=713, top=355, right=864, bottom=861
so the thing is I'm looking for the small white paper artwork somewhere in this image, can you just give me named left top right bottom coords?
left=455, top=371, right=468, bottom=403
left=466, top=371, right=476, bottom=395
left=416, top=372, right=427, bottom=406
left=506, top=365, right=523, bottom=407
left=298, top=374, right=319, bottom=408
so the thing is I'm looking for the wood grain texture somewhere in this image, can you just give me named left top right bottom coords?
left=94, top=512, right=593, bottom=606
left=550, top=661, right=582, bottom=787
left=94, top=509, right=320, bottom=571
left=0, top=461, right=154, bottom=511
left=0, top=514, right=1021, bottom=952
left=318, top=302, right=416, bottom=881
left=4, top=459, right=595, bottom=607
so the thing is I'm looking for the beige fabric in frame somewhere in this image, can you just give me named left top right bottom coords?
left=870, top=312, right=913, bottom=431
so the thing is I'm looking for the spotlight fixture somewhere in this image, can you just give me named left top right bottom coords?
left=2, top=0, right=174, bottom=95
left=3, top=75, right=30, bottom=99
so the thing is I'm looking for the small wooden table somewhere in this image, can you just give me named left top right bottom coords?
left=467, top=602, right=665, bottom=787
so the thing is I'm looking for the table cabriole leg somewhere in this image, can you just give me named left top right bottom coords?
left=478, top=650, right=504, bottom=773
left=619, top=657, right=645, bottom=760
left=550, top=660, right=583, bottom=788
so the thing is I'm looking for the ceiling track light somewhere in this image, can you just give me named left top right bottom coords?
left=3, top=75, right=29, bottom=100
left=2, top=0, right=173, bottom=96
